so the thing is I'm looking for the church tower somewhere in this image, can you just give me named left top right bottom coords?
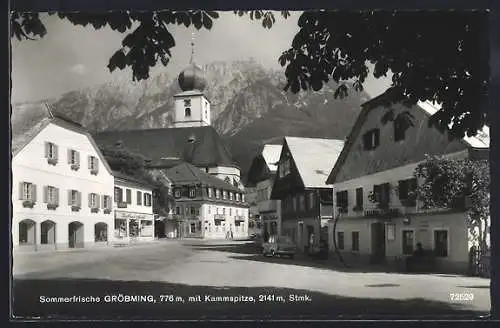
left=173, top=34, right=211, bottom=128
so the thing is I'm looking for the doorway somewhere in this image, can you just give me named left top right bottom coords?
left=370, top=222, right=386, bottom=263
left=68, top=221, right=84, bottom=248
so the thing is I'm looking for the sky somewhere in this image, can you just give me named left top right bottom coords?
left=11, top=11, right=391, bottom=103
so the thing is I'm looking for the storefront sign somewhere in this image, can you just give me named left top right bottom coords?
left=115, top=211, right=153, bottom=221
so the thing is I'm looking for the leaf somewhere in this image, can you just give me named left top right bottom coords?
left=108, top=50, right=127, bottom=72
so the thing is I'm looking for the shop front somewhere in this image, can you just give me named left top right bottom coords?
left=114, top=211, right=155, bottom=243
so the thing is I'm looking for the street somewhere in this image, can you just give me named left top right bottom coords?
left=12, top=240, right=491, bottom=320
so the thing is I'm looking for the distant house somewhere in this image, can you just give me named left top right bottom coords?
left=165, top=162, right=249, bottom=240
left=270, top=137, right=344, bottom=251
left=112, top=171, right=156, bottom=243
left=246, top=144, right=283, bottom=237
left=325, top=91, right=489, bottom=273
left=12, top=114, right=115, bottom=251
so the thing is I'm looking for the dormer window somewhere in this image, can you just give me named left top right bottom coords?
left=189, top=188, right=196, bottom=198
left=363, top=128, right=380, bottom=150
left=229, top=192, right=233, bottom=201
left=236, top=193, right=240, bottom=201
left=185, top=108, right=191, bottom=117
left=207, top=187, right=213, bottom=198
left=174, top=190, right=181, bottom=198
left=223, top=191, right=228, bottom=200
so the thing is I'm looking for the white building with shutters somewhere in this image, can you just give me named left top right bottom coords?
left=112, top=171, right=155, bottom=243
left=11, top=114, right=115, bottom=251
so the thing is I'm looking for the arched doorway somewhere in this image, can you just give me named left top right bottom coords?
left=19, top=219, right=36, bottom=245
left=41, top=220, right=56, bottom=245
left=68, top=221, right=84, bottom=248
left=94, top=222, right=108, bottom=243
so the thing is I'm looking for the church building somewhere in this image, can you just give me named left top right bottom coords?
left=93, top=40, right=248, bottom=239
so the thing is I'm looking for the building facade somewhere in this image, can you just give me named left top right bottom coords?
left=165, top=163, right=249, bottom=239
left=113, top=172, right=155, bottom=243
left=326, top=92, right=490, bottom=273
left=12, top=116, right=115, bottom=251
left=246, top=144, right=283, bottom=238
left=270, top=137, right=344, bottom=251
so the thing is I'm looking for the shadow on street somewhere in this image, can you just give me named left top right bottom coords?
left=12, top=278, right=487, bottom=320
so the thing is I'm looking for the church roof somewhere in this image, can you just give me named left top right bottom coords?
left=93, top=126, right=238, bottom=169
left=165, top=162, right=241, bottom=192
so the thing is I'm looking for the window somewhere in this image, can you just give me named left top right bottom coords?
left=137, top=191, right=142, bottom=205
left=191, top=207, right=199, bottom=215
left=242, top=194, right=245, bottom=202
left=175, top=206, right=181, bottom=215
left=102, top=195, right=112, bottom=209
left=215, top=189, right=220, bottom=199
left=229, top=208, right=232, bottom=216
left=19, top=182, right=36, bottom=201
left=355, top=187, right=363, bottom=210
left=336, top=190, right=348, bottom=213
left=88, top=155, right=99, bottom=174
left=351, top=231, right=360, bottom=251
left=373, top=183, right=391, bottom=207
left=236, top=193, right=240, bottom=201
left=126, top=189, right=132, bottom=204
left=402, top=230, right=415, bottom=255
left=114, top=187, right=123, bottom=203
left=189, top=188, right=196, bottom=198
left=299, top=194, right=305, bottom=211
left=44, top=186, right=59, bottom=205
left=308, top=191, right=315, bottom=209
left=292, top=195, right=297, bottom=211
left=434, top=230, right=448, bottom=257
left=68, top=190, right=79, bottom=206
left=229, top=192, right=234, bottom=201
left=279, top=158, right=291, bottom=177
left=89, top=193, right=99, bottom=208
left=185, top=108, right=191, bottom=117
left=398, top=178, right=417, bottom=203
left=174, top=189, right=181, bottom=198
left=190, top=223, right=196, bottom=233
left=144, top=193, right=152, bottom=206
left=223, top=191, right=228, bottom=200
left=44, top=142, right=58, bottom=162
left=394, top=119, right=406, bottom=142
left=363, top=128, right=380, bottom=150
left=207, top=188, right=213, bottom=198
left=67, top=149, right=80, bottom=167
left=337, top=231, right=345, bottom=250
left=222, top=208, right=226, bottom=215
left=184, top=99, right=191, bottom=107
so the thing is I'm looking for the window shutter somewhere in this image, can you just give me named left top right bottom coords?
left=144, top=193, right=147, bottom=205
left=31, top=184, right=37, bottom=202
left=374, top=129, right=380, bottom=147
left=88, top=193, right=92, bottom=208
left=76, top=151, right=80, bottom=165
left=101, top=194, right=105, bottom=208
left=77, top=192, right=82, bottom=207
left=96, top=194, right=100, bottom=208
left=67, top=149, right=72, bottom=164
left=108, top=196, right=112, bottom=209
left=55, top=188, right=59, bottom=205
left=68, top=190, right=73, bottom=205
left=44, top=142, right=49, bottom=158
left=137, top=191, right=142, bottom=205
left=19, top=182, right=24, bottom=200
left=43, top=186, right=48, bottom=203
left=95, top=158, right=99, bottom=173
left=54, top=144, right=59, bottom=161
left=373, top=185, right=381, bottom=202
left=88, top=156, right=92, bottom=169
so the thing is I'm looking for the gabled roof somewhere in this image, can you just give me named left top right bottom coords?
left=93, top=126, right=238, bottom=169
left=11, top=115, right=113, bottom=175
left=165, top=162, right=241, bottom=192
left=326, top=91, right=490, bottom=185
left=285, top=136, right=345, bottom=188
left=261, top=144, right=282, bottom=173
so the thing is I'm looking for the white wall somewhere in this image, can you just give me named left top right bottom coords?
left=12, top=122, right=115, bottom=248
left=114, top=181, right=153, bottom=214
left=207, top=166, right=242, bottom=188
left=201, top=203, right=249, bottom=239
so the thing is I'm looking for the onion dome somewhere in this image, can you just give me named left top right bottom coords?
left=177, top=62, right=207, bottom=92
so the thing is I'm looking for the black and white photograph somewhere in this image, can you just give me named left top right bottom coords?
left=10, top=9, right=493, bottom=320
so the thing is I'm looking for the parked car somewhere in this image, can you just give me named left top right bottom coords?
left=262, top=235, right=296, bottom=258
